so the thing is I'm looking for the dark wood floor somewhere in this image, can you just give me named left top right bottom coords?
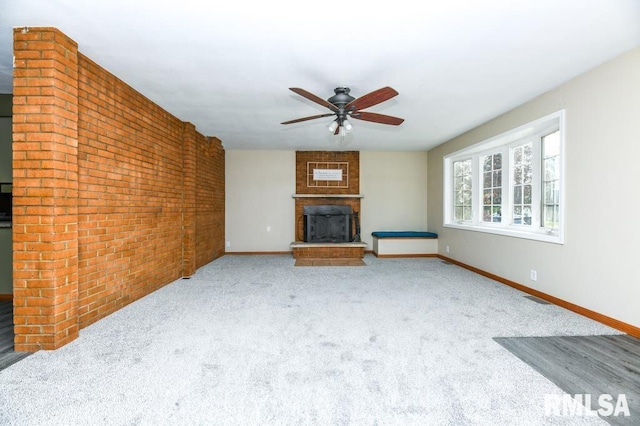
left=495, top=334, right=640, bottom=426
left=0, top=301, right=31, bottom=371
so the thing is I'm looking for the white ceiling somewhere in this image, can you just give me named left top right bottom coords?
left=1, top=0, right=639, bottom=151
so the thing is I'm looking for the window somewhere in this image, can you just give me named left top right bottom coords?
left=453, top=159, right=472, bottom=222
left=482, top=152, right=502, bottom=223
left=444, top=110, right=565, bottom=244
left=512, top=142, right=533, bottom=226
left=542, top=130, right=561, bottom=228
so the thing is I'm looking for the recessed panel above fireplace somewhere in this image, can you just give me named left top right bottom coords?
left=303, top=205, right=352, bottom=243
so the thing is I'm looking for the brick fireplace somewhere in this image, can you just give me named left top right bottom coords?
left=291, top=151, right=366, bottom=260
left=303, top=205, right=353, bottom=243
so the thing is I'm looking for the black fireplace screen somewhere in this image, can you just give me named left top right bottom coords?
left=303, top=205, right=352, bottom=243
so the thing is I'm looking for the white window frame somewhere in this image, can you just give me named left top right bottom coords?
left=443, top=110, right=565, bottom=244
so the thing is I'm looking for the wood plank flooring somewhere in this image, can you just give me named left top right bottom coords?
left=494, top=334, right=640, bottom=425
left=0, top=301, right=31, bottom=371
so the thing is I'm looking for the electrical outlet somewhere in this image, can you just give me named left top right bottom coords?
left=266, top=226, right=271, bottom=232
left=226, top=241, right=231, bottom=248
left=530, top=269, right=537, bottom=281
left=446, top=245, right=450, bottom=253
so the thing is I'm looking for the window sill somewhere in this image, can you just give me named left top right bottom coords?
left=444, top=222, right=564, bottom=244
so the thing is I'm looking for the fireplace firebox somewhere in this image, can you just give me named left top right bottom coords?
left=303, top=205, right=352, bottom=243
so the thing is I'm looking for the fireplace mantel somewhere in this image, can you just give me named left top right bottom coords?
left=292, top=194, right=364, bottom=198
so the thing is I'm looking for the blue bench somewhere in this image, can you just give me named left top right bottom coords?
left=371, top=231, right=438, bottom=257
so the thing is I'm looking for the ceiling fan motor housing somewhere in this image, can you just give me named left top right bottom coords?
left=327, top=87, right=355, bottom=109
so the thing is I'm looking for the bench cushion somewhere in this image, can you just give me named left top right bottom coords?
left=371, top=231, right=438, bottom=239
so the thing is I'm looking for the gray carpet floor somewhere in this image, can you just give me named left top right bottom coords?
left=0, top=255, right=625, bottom=425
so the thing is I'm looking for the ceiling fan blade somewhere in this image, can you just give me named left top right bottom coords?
left=281, top=113, right=335, bottom=125
left=351, top=111, right=404, bottom=125
left=345, top=87, right=399, bottom=111
left=289, top=88, right=339, bottom=112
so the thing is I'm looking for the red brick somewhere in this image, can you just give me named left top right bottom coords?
left=12, top=27, right=225, bottom=351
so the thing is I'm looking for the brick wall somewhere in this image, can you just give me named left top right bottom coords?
left=295, top=151, right=359, bottom=195
left=294, top=151, right=360, bottom=241
left=196, top=136, right=225, bottom=268
left=76, top=53, right=186, bottom=328
left=12, top=27, right=224, bottom=351
left=12, top=28, right=80, bottom=350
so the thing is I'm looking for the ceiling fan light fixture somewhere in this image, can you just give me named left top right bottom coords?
left=282, top=86, right=403, bottom=140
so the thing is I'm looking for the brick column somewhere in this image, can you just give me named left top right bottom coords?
left=182, top=122, right=197, bottom=277
left=12, top=27, right=79, bottom=351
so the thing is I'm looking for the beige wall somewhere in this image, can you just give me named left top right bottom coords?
left=428, top=47, right=640, bottom=328
left=360, top=151, right=429, bottom=244
left=225, top=150, right=430, bottom=252
left=225, top=150, right=297, bottom=252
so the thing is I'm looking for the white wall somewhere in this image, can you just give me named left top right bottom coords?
left=360, top=151, right=429, bottom=245
left=427, top=47, right=640, bottom=328
left=225, top=150, right=430, bottom=252
left=225, top=150, right=296, bottom=252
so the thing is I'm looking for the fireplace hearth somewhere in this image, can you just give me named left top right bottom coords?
left=303, top=205, right=352, bottom=243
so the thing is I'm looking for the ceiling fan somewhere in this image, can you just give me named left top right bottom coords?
left=281, top=86, right=404, bottom=135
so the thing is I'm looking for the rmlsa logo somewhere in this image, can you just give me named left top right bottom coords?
left=544, top=393, right=630, bottom=417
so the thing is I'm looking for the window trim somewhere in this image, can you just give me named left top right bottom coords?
left=443, top=110, right=565, bottom=244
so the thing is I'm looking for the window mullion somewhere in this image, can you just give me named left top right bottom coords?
left=502, top=147, right=511, bottom=226
left=531, top=137, right=542, bottom=229
left=472, top=154, right=480, bottom=225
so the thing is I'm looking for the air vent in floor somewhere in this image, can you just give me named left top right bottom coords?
left=523, top=295, right=551, bottom=305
